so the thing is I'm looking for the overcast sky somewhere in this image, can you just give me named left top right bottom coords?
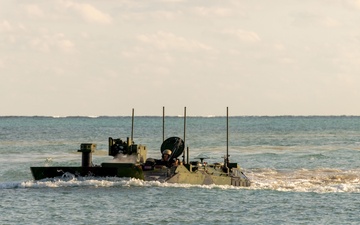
left=1, top=0, right=360, bottom=116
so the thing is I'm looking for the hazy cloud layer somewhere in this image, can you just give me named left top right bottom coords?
left=1, top=0, right=360, bottom=116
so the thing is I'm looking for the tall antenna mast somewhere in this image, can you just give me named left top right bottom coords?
left=183, top=107, right=187, bottom=164
left=131, top=108, right=134, bottom=143
left=183, top=107, right=186, bottom=148
left=162, top=106, right=165, bottom=142
left=226, top=107, right=229, bottom=168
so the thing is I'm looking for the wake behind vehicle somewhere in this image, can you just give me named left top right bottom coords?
left=30, top=108, right=251, bottom=187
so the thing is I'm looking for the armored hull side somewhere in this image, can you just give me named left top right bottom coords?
left=165, top=165, right=250, bottom=186
left=31, top=163, right=144, bottom=180
left=31, top=164, right=250, bottom=187
left=142, top=164, right=251, bottom=187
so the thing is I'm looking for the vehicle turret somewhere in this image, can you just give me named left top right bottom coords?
left=108, top=137, right=147, bottom=163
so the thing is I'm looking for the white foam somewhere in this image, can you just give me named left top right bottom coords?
left=0, top=176, right=249, bottom=190
left=2, top=168, right=359, bottom=193
left=246, top=168, right=360, bottom=193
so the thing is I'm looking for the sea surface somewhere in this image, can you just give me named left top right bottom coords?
left=1, top=116, right=360, bottom=224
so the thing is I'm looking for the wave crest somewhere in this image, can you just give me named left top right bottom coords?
left=247, top=168, right=360, bottom=193
left=1, top=168, right=359, bottom=193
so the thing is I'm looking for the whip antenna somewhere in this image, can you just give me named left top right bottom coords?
left=131, top=108, right=134, bottom=143
left=183, top=107, right=187, bottom=164
left=226, top=107, right=229, bottom=168
left=162, top=106, right=165, bottom=142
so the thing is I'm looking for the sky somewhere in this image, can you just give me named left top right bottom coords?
left=1, top=0, right=360, bottom=116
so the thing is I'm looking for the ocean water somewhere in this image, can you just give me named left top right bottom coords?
left=1, top=116, right=360, bottom=224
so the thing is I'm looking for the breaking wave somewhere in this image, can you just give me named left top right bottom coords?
left=0, top=176, right=241, bottom=190
left=1, top=168, right=359, bottom=193
left=246, top=167, right=360, bottom=193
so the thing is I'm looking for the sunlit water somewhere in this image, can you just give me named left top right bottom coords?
left=1, top=116, right=360, bottom=224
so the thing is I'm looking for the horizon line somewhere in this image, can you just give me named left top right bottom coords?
left=1, top=114, right=360, bottom=118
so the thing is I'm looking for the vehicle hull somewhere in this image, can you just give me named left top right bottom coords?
left=30, top=164, right=250, bottom=187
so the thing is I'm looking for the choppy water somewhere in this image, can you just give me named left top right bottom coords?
left=1, top=116, right=360, bottom=224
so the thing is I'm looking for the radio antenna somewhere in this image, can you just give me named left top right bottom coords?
left=183, top=106, right=187, bottom=164
left=131, top=108, right=134, bottom=143
left=226, top=107, right=229, bottom=168
left=162, top=106, right=165, bottom=142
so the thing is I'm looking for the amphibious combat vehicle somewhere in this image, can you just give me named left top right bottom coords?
left=30, top=107, right=251, bottom=187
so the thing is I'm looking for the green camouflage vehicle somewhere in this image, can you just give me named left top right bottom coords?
left=30, top=108, right=251, bottom=187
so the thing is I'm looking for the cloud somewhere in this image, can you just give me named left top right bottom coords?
left=57, top=39, right=75, bottom=52
left=0, top=20, right=12, bottom=32
left=343, top=0, right=360, bottom=9
left=61, top=1, right=112, bottom=24
left=192, top=7, right=233, bottom=17
left=221, top=29, right=261, bottom=42
left=30, top=33, right=75, bottom=53
left=0, top=20, right=26, bottom=33
left=2, top=0, right=360, bottom=116
left=24, top=4, right=45, bottom=18
left=148, top=10, right=182, bottom=20
left=291, top=11, right=341, bottom=29
left=158, top=0, right=186, bottom=2
left=136, top=31, right=212, bottom=51
left=322, top=17, right=341, bottom=28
